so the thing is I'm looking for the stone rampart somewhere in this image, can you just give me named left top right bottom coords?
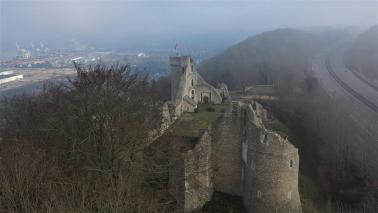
left=168, top=130, right=213, bottom=213
left=212, top=102, right=243, bottom=195
left=242, top=101, right=302, bottom=213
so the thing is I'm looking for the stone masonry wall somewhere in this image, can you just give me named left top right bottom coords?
left=170, top=56, right=225, bottom=118
left=168, top=130, right=213, bottom=213
left=242, top=102, right=302, bottom=213
left=183, top=131, right=213, bottom=212
left=167, top=100, right=301, bottom=213
left=212, top=102, right=243, bottom=195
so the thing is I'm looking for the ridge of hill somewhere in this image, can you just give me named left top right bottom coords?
left=199, top=28, right=347, bottom=91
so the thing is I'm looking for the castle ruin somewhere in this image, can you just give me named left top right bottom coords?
left=170, top=55, right=230, bottom=118
left=161, top=55, right=302, bottom=213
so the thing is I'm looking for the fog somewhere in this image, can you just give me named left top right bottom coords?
left=1, top=0, right=377, bottom=51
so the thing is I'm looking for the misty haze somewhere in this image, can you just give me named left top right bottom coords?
left=0, top=0, right=377, bottom=213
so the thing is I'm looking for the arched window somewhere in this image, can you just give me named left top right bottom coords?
left=289, top=160, right=294, bottom=168
left=191, top=79, right=194, bottom=86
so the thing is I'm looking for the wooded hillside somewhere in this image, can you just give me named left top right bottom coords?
left=200, top=29, right=317, bottom=91
left=345, top=25, right=378, bottom=80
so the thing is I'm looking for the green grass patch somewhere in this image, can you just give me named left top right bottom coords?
left=171, top=104, right=226, bottom=137
left=196, top=191, right=247, bottom=213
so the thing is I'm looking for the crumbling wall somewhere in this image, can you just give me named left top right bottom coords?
left=147, top=102, right=173, bottom=142
left=167, top=99, right=301, bottom=213
left=195, top=74, right=223, bottom=104
left=168, top=131, right=213, bottom=213
left=212, top=102, right=243, bottom=195
left=170, top=56, right=198, bottom=118
left=170, top=56, right=226, bottom=117
left=169, top=154, right=186, bottom=212
left=183, top=131, right=213, bottom=212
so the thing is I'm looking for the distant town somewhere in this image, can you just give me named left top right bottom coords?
left=0, top=41, right=220, bottom=99
left=1, top=40, right=218, bottom=69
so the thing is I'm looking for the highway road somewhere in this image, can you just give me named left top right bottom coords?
left=313, top=41, right=378, bottom=112
left=312, top=40, right=378, bottom=169
left=327, top=45, right=378, bottom=112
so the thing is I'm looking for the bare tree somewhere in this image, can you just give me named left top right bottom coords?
left=0, top=64, right=173, bottom=212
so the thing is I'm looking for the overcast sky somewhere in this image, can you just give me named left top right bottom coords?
left=1, top=0, right=377, bottom=50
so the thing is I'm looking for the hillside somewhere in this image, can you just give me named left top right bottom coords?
left=345, top=25, right=378, bottom=80
left=199, top=29, right=316, bottom=90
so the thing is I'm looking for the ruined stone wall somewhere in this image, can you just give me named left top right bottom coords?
left=168, top=130, right=213, bottom=213
left=183, top=131, right=213, bottom=212
left=168, top=154, right=186, bottom=212
left=166, top=95, right=301, bottom=212
left=170, top=56, right=225, bottom=117
left=181, top=98, right=196, bottom=113
left=212, top=102, right=243, bottom=195
left=170, top=56, right=194, bottom=103
left=169, top=55, right=302, bottom=211
left=194, top=74, right=223, bottom=104
left=147, top=102, right=173, bottom=143
left=242, top=103, right=302, bottom=213
left=170, top=56, right=197, bottom=117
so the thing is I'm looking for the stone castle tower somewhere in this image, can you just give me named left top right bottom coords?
left=241, top=103, right=302, bottom=212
